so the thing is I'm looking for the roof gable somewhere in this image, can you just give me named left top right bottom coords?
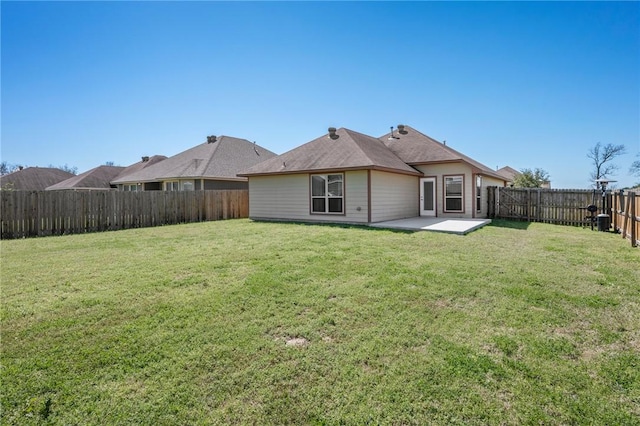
left=112, top=136, right=277, bottom=184
left=380, top=126, right=507, bottom=180
left=240, top=128, right=421, bottom=176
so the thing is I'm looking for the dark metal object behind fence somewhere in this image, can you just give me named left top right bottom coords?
left=487, top=187, right=609, bottom=227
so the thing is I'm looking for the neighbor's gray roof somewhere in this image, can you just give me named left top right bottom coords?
left=239, top=128, right=422, bottom=176
left=495, top=166, right=520, bottom=181
left=46, top=165, right=125, bottom=190
left=0, top=167, right=76, bottom=190
left=113, top=155, right=168, bottom=181
left=380, top=126, right=507, bottom=181
left=112, top=136, right=277, bottom=184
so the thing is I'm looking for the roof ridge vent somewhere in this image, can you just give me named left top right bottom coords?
left=207, top=135, right=217, bottom=143
left=328, top=127, right=339, bottom=140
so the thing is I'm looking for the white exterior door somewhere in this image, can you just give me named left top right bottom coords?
left=420, top=177, right=436, bottom=216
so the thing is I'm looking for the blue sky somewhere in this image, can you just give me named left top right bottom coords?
left=2, top=1, right=639, bottom=188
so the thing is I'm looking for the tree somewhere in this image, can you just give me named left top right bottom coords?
left=0, top=162, right=23, bottom=175
left=512, top=168, right=550, bottom=188
left=630, top=153, right=640, bottom=177
left=49, top=164, right=78, bottom=175
left=0, top=161, right=13, bottom=175
left=587, top=142, right=626, bottom=183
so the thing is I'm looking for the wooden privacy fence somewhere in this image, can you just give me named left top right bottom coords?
left=0, top=189, right=248, bottom=239
left=611, top=191, right=639, bottom=247
left=487, top=187, right=607, bottom=226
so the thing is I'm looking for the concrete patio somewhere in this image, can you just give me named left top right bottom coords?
left=369, top=217, right=491, bottom=235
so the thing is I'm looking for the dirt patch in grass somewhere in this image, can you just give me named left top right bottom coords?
left=285, top=337, right=309, bottom=347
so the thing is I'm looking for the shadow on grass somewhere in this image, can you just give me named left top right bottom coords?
left=250, top=219, right=416, bottom=234
left=487, top=219, right=532, bottom=230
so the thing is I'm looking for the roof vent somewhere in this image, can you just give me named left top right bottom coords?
left=388, top=126, right=399, bottom=140
left=141, top=156, right=149, bottom=162
left=207, top=135, right=217, bottom=144
left=328, top=127, right=339, bottom=140
left=397, top=124, right=408, bottom=135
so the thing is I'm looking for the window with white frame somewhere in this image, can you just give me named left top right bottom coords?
left=181, top=180, right=194, bottom=191
left=123, top=184, right=139, bottom=191
left=476, top=176, right=482, bottom=212
left=444, top=175, right=463, bottom=212
left=311, top=173, right=344, bottom=214
left=165, top=181, right=179, bottom=191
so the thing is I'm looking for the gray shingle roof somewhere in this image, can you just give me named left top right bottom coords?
left=496, top=166, right=520, bottom=181
left=239, top=128, right=422, bottom=176
left=112, top=136, right=277, bottom=184
left=380, top=126, right=507, bottom=181
left=113, top=155, right=168, bottom=181
left=0, top=167, right=75, bottom=190
left=46, top=165, right=125, bottom=190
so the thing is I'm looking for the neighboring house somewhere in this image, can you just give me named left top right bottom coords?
left=111, top=135, right=277, bottom=191
left=496, top=166, right=551, bottom=188
left=111, top=155, right=168, bottom=191
left=239, top=125, right=507, bottom=224
left=496, top=166, right=520, bottom=187
left=46, top=165, right=126, bottom=190
left=0, top=167, right=75, bottom=190
left=45, top=156, right=167, bottom=191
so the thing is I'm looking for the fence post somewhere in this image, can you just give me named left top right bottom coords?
left=487, top=186, right=495, bottom=218
left=630, top=193, right=637, bottom=248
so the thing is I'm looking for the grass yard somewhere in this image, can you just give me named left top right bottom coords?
left=1, top=219, right=639, bottom=425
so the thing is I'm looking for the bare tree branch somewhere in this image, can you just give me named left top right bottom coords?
left=587, top=142, right=626, bottom=183
left=630, top=154, right=640, bottom=178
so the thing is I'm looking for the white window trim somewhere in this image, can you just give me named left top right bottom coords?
left=310, top=173, right=344, bottom=215
left=444, top=175, right=464, bottom=213
left=165, top=181, right=179, bottom=191
left=476, top=175, right=482, bottom=213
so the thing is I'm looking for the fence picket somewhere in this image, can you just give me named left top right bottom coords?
left=1, top=190, right=249, bottom=239
left=489, top=187, right=638, bottom=247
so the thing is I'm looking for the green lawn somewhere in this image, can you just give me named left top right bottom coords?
left=1, top=219, right=639, bottom=425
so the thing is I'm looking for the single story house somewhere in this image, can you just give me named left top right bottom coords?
left=239, top=125, right=508, bottom=224
left=45, top=156, right=167, bottom=191
left=496, top=166, right=520, bottom=187
left=46, top=165, right=126, bottom=190
left=0, top=167, right=75, bottom=191
left=111, top=135, right=277, bottom=191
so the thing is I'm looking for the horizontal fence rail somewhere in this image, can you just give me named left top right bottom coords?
left=0, top=189, right=248, bottom=239
left=488, top=187, right=638, bottom=247
left=488, top=187, right=608, bottom=227
left=611, top=191, right=639, bottom=247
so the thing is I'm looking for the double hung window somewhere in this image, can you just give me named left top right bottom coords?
left=444, top=175, right=463, bottom=212
left=165, top=181, right=179, bottom=191
left=311, top=174, right=344, bottom=214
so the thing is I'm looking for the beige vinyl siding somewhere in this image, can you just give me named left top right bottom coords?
left=414, top=163, right=475, bottom=218
left=248, top=170, right=369, bottom=223
left=370, top=171, right=418, bottom=222
left=248, top=174, right=310, bottom=220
